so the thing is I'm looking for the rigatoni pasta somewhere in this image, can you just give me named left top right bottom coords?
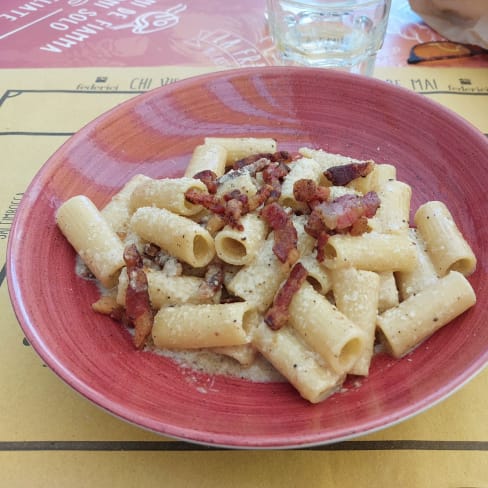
left=289, top=282, right=367, bottom=375
left=205, top=137, right=277, bottom=164
left=130, top=206, right=215, bottom=268
left=369, top=180, right=411, bottom=234
left=56, top=195, right=125, bottom=288
left=252, top=319, right=345, bottom=404
left=279, top=157, right=322, bottom=210
left=414, top=201, right=477, bottom=276
left=377, top=271, right=476, bottom=358
left=129, top=177, right=207, bottom=216
left=184, top=143, right=228, bottom=178
left=322, top=232, right=417, bottom=271
left=55, top=137, right=477, bottom=405
left=395, top=228, right=439, bottom=301
left=214, top=213, right=267, bottom=265
left=152, top=301, right=253, bottom=349
left=101, top=174, right=152, bottom=236
left=116, top=268, right=210, bottom=308
left=332, top=267, right=380, bottom=376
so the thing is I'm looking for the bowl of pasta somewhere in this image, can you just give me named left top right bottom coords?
left=7, top=66, right=487, bottom=448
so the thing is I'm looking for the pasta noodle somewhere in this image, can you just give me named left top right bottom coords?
left=332, top=267, right=380, bottom=376
left=214, top=213, right=268, bottom=266
left=377, top=271, right=476, bottom=358
left=130, top=206, right=215, bottom=268
left=184, top=143, right=228, bottom=178
left=395, top=228, right=439, bottom=301
left=369, top=180, right=411, bottom=234
left=129, top=177, right=207, bottom=216
left=152, top=301, right=253, bottom=349
left=204, top=137, right=277, bottom=164
left=56, top=138, right=478, bottom=405
left=279, top=157, right=322, bottom=210
left=117, top=268, right=210, bottom=308
left=289, top=282, right=367, bottom=375
left=101, top=174, right=152, bottom=236
left=322, top=232, right=417, bottom=272
left=252, top=319, right=345, bottom=404
left=414, top=201, right=477, bottom=277
left=56, top=195, right=125, bottom=288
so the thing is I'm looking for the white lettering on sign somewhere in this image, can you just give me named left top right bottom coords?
left=108, top=4, right=186, bottom=33
left=49, top=8, right=97, bottom=30
left=0, top=1, right=188, bottom=53
left=40, top=18, right=112, bottom=52
left=184, top=30, right=268, bottom=68
left=0, top=0, right=63, bottom=22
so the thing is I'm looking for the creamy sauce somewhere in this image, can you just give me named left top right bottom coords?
left=76, top=257, right=284, bottom=383
left=148, top=346, right=285, bottom=383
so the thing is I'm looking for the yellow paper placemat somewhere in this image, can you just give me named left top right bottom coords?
left=0, top=66, right=487, bottom=487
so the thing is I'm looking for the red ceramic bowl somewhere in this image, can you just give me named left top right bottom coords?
left=7, top=67, right=488, bottom=448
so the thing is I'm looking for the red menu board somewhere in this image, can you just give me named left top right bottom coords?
left=0, top=0, right=276, bottom=68
left=1, top=0, right=472, bottom=69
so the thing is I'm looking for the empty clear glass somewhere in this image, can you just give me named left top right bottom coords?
left=266, top=0, right=392, bottom=76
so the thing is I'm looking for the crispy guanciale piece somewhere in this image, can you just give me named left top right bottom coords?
left=186, top=187, right=247, bottom=229
left=233, top=150, right=292, bottom=170
left=261, top=202, right=299, bottom=266
left=185, top=188, right=226, bottom=214
left=262, top=161, right=290, bottom=183
left=262, top=161, right=290, bottom=202
left=205, top=213, right=226, bottom=234
left=264, top=262, right=308, bottom=330
left=324, top=161, right=374, bottom=186
left=198, top=261, right=224, bottom=300
left=192, top=169, right=218, bottom=194
left=222, top=189, right=249, bottom=230
left=309, top=192, right=380, bottom=232
left=293, top=179, right=330, bottom=210
left=123, top=244, right=154, bottom=349
left=315, top=231, right=330, bottom=263
left=142, top=242, right=172, bottom=268
left=92, top=294, right=128, bottom=323
left=349, top=215, right=371, bottom=236
left=187, top=186, right=262, bottom=231
left=248, top=183, right=274, bottom=212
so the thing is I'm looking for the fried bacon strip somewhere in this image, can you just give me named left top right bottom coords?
left=324, top=161, right=374, bottom=186
left=293, top=179, right=330, bottom=210
left=192, top=169, right=218, bottom=194
left=222, top=189, right=249, bottom=230
left=264, top=262, right=308, bottom=330
left=261, top=202, right=299, bottom=266
left=262, top=161, right=290, bottom=183
left=309, top=192, right=380, bottom=232
left=248, top=183, right=274, bottom=212
left=186, top=153, right=292, bottom=231
left=262, top=161, right=290, bottom=202
left=232, top=150, right=292, bottom=170
left=91, top=295, right=129, bottom=326
left=304, top=192, right=381, bottom=261
left=185, top=188, right=226, bottom=214
left=123, top=244, right=154, bottom=349
left=315, top=231, right=330, bottom=263
left=198, top=261, right=224, bottom=301
left=187, top=184, right=273, bottom=231
left=186, top=188, right=246, bottom=230
left=233, top=153, right=270, bottom=170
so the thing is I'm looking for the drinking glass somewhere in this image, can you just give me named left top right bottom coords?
left=266, top=0, right=392, bottom=76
